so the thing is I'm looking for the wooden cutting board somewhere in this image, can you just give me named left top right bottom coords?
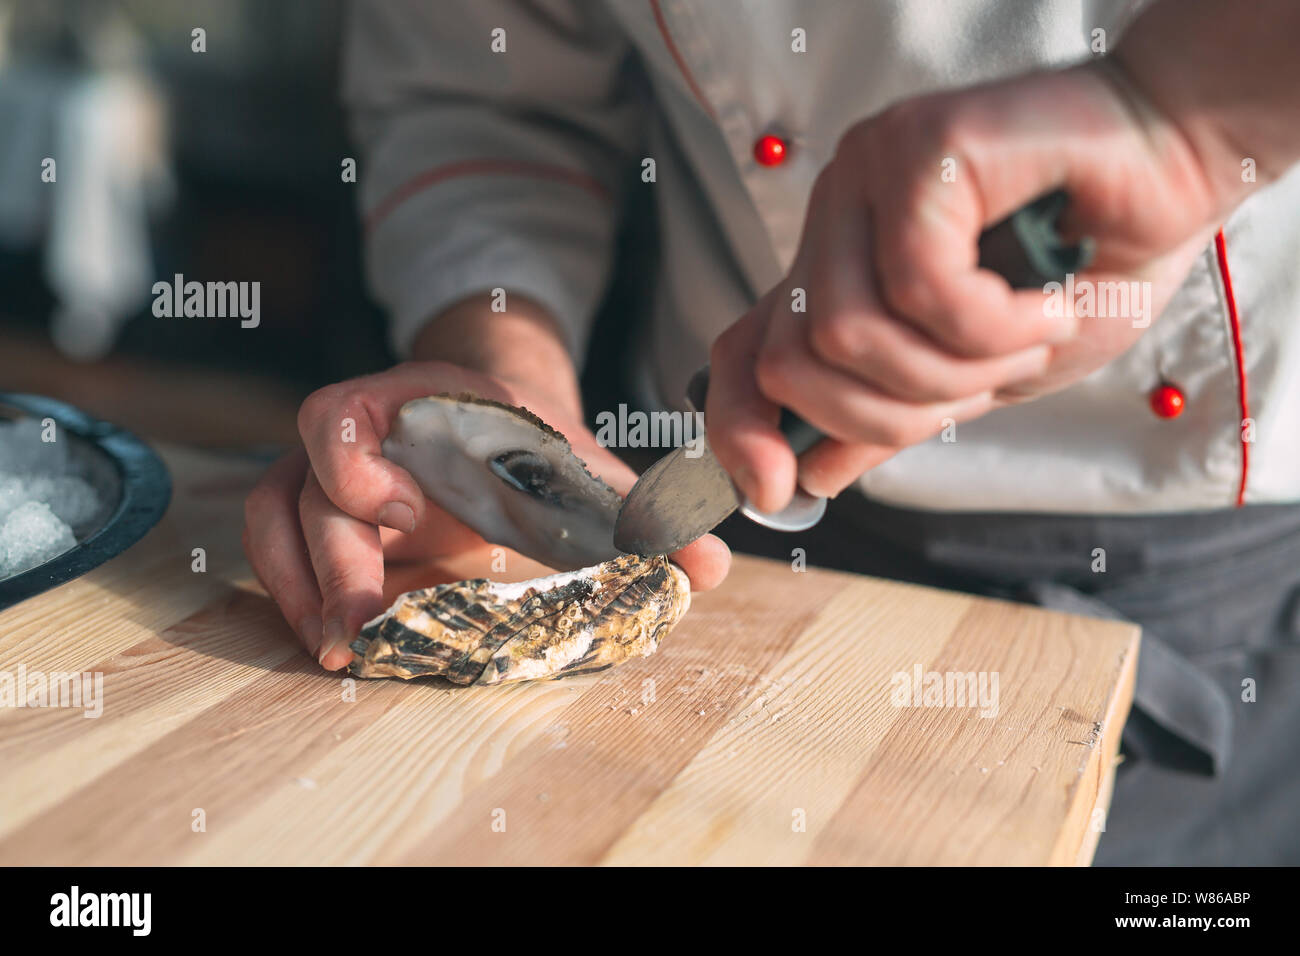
left=0, top=446, right=1137, bottom=865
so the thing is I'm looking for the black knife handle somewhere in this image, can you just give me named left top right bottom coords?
left=776, top=189, right=1094, bottom=455
left=975, top=188, right=1096, bottom=289
left=778, top=408, right=826, bottom=456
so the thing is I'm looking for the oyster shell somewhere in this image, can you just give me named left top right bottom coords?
left=382, top=394, right=623, bottom=571
left=349, top=554, right=690, bottom=685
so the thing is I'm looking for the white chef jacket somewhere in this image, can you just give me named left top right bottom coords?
left=344, top=0, right=1300, bottom=514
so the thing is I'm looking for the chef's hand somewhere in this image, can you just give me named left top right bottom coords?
left=707, top=49, right=1255, bottom=515
left=243, top=295, right=731, bottom=670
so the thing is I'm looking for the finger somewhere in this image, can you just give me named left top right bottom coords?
left=795, top=378, right=995, bottom=499
left=242, top=450, right=324, bottom=657
left=804, top=286, right=1051, bottom=402
left=706, top=301, right=800, bottom=515
left=669, top=533, right=731, bottom=592
left=379, top=497, right=485, bottom=564
left=297, top=361, right=515, bottom=532
left=873, top=188, right=1078, bottom=356
left=758, top=303, right=996, bottom=448
left=299, top=468, right=387, bottom=670
left=791, top=159, right=1056, bottom=394
left=845, top=94, right=1079, bottom=355
left=798, top=440, right=899, bottom=499
left=795, top=391, right=988, bottom=499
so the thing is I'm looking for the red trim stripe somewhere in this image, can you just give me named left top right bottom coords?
left=364, top=159, right=611, bottom=233
left=1213, top=227, right=1250, bottom=507
left=649, top=0, right=715, bottom=118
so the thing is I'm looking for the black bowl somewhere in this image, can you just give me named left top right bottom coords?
left=0, top=394, right=171, bottom=612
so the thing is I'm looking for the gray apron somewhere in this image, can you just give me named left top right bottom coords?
left=716, top=495, right=1300, bottom=865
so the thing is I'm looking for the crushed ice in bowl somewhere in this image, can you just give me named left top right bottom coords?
left=0, top=418, right=104, bottom=579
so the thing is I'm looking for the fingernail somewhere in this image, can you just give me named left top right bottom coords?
left=299, top=616, right=324, bottom=656
left=378, top=501, right=416, bottom=533
left=318, top=618, right=351, bottom=668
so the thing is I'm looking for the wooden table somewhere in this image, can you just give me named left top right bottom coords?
left=0, top=446, right=1138, bottom=865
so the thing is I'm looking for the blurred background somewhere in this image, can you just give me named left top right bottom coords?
left=0, top=0, right=654, bottom=453
left=0, top=0, right=385, bottom=448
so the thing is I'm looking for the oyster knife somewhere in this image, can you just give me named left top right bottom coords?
left=615, top=189, right=1093, bottom=557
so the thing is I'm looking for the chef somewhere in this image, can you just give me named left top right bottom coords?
left=243, top=0, right=1300, bottom=864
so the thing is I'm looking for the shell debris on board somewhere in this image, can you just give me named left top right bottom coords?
left=349, top=553, right=691, bottom=686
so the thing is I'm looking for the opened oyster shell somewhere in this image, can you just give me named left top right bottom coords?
left=350, top=394, right=692, bottom=684
left=382, top=394, right=623, bottom=571
left=350, top=554, right=690, bottom=685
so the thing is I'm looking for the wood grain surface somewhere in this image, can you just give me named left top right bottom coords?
left=0, top=446, right=1138, bottom=865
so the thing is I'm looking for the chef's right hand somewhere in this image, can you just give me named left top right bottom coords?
left=242, top=295, right=731, bottom=671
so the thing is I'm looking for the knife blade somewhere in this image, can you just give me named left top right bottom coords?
left=611, top=436, right=738, bottom=556
left=613, top=189, right=1094, bottom=557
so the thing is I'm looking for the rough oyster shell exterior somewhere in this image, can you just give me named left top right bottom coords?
left=349, top=554, right=691, bottom=685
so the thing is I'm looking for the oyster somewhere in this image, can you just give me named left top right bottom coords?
left=349, top=553, right=690, bottom=685
left=350, top=394, right=695, bottom=684
left=382, top=394, right=623, bottom=571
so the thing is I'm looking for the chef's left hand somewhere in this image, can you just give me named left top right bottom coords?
left=706, top=61, right=1228, bottom=514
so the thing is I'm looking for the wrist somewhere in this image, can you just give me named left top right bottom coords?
left=410, top=293, right=583, bottom=418
left=1113, top=0, right=1300, bottom=214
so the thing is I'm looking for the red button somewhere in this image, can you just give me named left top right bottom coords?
left=1149, top=383, right=1186, bottom=419
left=753, top=134, right=788, bottom=167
